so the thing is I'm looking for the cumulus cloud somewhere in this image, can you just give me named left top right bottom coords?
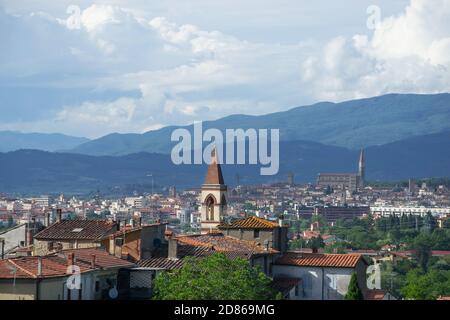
left=0, top=0, right=449, bottom=138
left=301, top=0, right=450, bottom=101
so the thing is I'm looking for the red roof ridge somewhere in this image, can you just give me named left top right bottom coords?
left=7, top=259, right=38, bottom=278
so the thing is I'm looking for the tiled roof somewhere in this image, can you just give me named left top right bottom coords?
left=0, top=248, right=134, bottom=279
left=138, top=232, right=278, bottom=270
left=137, top=257, right=184, bottom=270
left=176, top=232, right=278, bottom=257
left=274, top=252, right=362, bottom=268
left=365, top=290, right=387, bottom=300
left=271, top=277, right=301, bottom=295
left=437, top=296, right=450, bottom=300
left=218, top=216, right=280, bottom=229
left=34, top=219, right=117, bottom=241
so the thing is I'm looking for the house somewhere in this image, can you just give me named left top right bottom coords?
left=271, top=277, right=302, bottom=299
left=1, top=222, right=44, bottom=258
left=218, top=216, right=289, bottom=253
left=100, top=222, right=167, bottom=261
left=272, top=252, right=368, bottom=300
left=132, top=231, right=280, bottom=298
left=33, top=219, right=118, bottom=256
left=365, top=289, right=397, bottom=300
left=0, top=248, right=134, bottom=300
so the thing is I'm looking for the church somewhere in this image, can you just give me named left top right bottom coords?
left=199, top=148, right=228, bottom=233
left=317, top=149, right=365, bottom=192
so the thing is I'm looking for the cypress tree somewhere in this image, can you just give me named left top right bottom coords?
left=345, top=272, right=364, bottom=300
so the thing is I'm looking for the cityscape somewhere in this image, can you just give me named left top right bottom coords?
left=0, top=0, right=449, bottom=310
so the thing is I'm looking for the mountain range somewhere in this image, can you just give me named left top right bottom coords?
left=1, top=93, right=449, bottom=194
left=1, top=131, right=449, bottom=195
left=68, top=93, right=450, bottom=155
left=0, top=131, right=89, bottom=153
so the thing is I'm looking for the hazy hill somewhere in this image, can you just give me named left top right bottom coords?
left=69, top=93, right=450, bottom=155
left=0, top=131, right=89, bottom=152
left=1, top=132, right=449, bottom=195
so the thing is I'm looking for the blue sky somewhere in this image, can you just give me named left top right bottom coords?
left=0, top=0, right=449, bottom=138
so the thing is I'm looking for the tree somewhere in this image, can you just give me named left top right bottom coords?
left=7, top=215, right=14, bottom=228
left=345, top=273, right=364, bottom=300
left=152, top=253, right=277, bottom=300
left=401, top=269, right=450, bottom=300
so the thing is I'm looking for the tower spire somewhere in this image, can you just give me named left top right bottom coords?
left=358, top=148, right=365, bottom=188
left=204, top=146, right=224, bottom=185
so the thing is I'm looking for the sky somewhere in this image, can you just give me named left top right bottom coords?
left=0, top=0, right=449, bottom=138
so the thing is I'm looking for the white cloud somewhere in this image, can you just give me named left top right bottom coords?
left=301, top=0, right=450, bottom=101
left=0, top=0, right=448, bottom=138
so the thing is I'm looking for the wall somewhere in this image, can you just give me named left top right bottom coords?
left=33, top=239, right=101, bottom=256
left=272, top=265, right=358, bottom=300
left=0, top=224, right=27, bottom=255
left=0, top=279, right=35, bottom=300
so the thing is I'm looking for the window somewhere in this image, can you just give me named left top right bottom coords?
left=95, top=281, right=100, bottom=292
left=253, top=229, right=260, bottom=238
left=295, top=284, right=299, bottom=297
left=47, top=241, right=54, bottom=251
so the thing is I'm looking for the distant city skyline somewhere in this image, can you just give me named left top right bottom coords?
left=1, top=0, right=449, bottom=138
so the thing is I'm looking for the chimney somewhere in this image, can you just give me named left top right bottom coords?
left=67, top=252, right=75, bottom=266
left=168, top=238, right=178, bottom=260
left=37, top=257, right=42, bottom=277
left=312, top=247, right=318, bottom=254
left=27, top=229, right=34, bottom=246
left=0, top=239, right=4, bottom=259
left=46, top=212, right=51, bottom=226
left=90, top=254, right=96, bottom=269
left=57, top=209, right=62, bottom=222
left=278, top=215, right=284, bottom=227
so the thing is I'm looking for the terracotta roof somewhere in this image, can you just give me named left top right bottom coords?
left=365, top=290, right=387, bottom=300
left=137, top=257, right=184, bottom=270
left=34, top=219, right=117, bottom=241
left=274, top=252, right=362, bottom=268
left=204, top=148, right=225, bottom=185
left=437, top=296, right=450, bottom=300
left=271, top=277, right=301, bottom=295
left=0, top=248, right=134, bottom=279
left=176, top=232, right=278, bottom=257
left=218, top=216, right=280, bottom=230
left=138, top=232, right=277, bottom=270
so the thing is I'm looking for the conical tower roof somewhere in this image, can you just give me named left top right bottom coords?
left=204, top=147, right=225, bottom=185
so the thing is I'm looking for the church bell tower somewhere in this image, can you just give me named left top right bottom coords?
left=200, top=148, right=227, bottom=233
left=358, top=148, right=365, bottom=188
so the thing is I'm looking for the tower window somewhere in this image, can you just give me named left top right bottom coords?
left=205, top=195, right=215, bottom=221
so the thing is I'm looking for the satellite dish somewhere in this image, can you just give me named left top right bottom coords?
left=108, top=287, right=118, bottom=299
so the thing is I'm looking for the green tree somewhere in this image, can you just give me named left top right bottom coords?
left=152, top=253, right=277, bottom=300
left=345, top=273, right=364, bottom=300
left=401, top=269, right=450, bottom=300
left=7, top=215, right=14, bottom=228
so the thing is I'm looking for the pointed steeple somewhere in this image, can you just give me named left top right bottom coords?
left=204, top=147, right=225, bottom=185
left=358, top=148, right=365, bottom=188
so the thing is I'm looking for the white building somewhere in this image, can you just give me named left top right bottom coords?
left=272, top=252, right=368, bottom=300
left=370, top=206, right=450, bottom=217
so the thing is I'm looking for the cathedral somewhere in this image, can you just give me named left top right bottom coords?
left=317, top=149, right=366, bottom=192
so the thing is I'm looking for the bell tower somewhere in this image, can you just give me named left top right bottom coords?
left=358, top=148, right=365, bottom=188
left=200, top=147, right=227, bottom=233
